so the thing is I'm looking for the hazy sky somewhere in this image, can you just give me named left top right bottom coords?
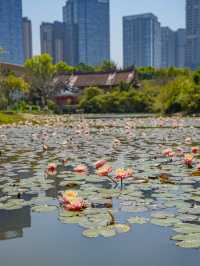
left=23, top=0, right=185, bottom=66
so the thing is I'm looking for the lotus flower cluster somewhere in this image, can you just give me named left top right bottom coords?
left=60, top=191, right=87, bottom=212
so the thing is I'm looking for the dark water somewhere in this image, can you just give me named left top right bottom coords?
left=0, top=116, right=200, bottom=266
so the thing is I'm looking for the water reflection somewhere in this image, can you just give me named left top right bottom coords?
left=0, top=206, right=31, bottom=241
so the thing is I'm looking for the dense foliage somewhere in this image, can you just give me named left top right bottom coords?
left=79, top=85, right=151, bottom=113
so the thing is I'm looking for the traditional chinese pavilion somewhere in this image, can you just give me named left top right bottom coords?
left=53, top=69, right=139, bottom=109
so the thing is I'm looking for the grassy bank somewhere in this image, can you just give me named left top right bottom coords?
left=0, top=112, right=25, bottom=125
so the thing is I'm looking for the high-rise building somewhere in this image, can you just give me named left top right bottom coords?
left=63, top=0, right=110, bottom=66
left=22, top=17, right=33, bottom=61
left=175, top=28, right=186, bottom=68
left=0, top=0, right=24, bottom=65
left=123, top=13, right=161, bottom=68
left=40, top=21, right=65, bottom=64
left=40, top=23, right=54, bottom=59
left=161, top=27, right=176, bottom=68
left=186, top=0, right=200, bottom=69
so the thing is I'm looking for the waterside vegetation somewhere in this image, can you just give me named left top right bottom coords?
left=0, top=54, right=200, bottom=115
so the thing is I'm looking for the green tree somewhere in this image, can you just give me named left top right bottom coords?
left=79, top=87, right=103, bottom=112
left=76, top=63, right=95, bottom=73
left=0, top=75, right=29, bottom=109
left=154, top=77, right=194, bottom=114
left=95, top=60, right=117, bottom=72
left=55, top=61, right=75, bottom=75
left=193, top=68, right=200, bottom=85
left=25, top=54, right=56, bottom=106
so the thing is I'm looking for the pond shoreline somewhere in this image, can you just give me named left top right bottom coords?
left=1, top=112, right=200, bottom=125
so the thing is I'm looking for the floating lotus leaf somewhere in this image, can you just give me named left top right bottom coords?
left=82, top=229, right=99, bottom=238
left=171, top=233, right=200, bottom=241
left=121, top=206, right=148, bottom=213
left=186, top=206, right=200, bottom=215
left=127, top=216, right=148, bottom=224
left=176, top=214, right=198, bottom=222
left=59, top=180, right=83, bottom=187
left=164, top=200, right=191, bottom=209
left=176, top=240, right=200, bottom=249
left=114, top=224, right=130, bottom=233
left=60, top=216, right=83, bottom=224
left=79, top=218, right=96, bottom=229
left=83, top=208, right=100, bottom=216
left=98, top=226, right=116, bottom=238
left=59, top=210, right=79, bottom=218
left=2, top=199, right=26, bottom=210
left=174, top=224, right=200, bottom=234
left=151, top=212, right=175, bottom=219
left=32, top=196, right=54, bottom=203
left=190, top=195, right=200, bottom=202
left=151, top=217, right=180, bottom=227
left=32, top=205, right=57, bottom=213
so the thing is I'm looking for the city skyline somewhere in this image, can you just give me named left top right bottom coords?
left=23, top=0, right=185, bottom=66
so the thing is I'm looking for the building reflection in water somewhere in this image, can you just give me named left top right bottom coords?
left=0, top=206, right=31, bottom=241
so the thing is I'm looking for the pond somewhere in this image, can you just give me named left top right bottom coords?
left=0, top=115, right=200, bottom=266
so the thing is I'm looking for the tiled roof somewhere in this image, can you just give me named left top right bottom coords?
left=0, top=63, right=25, bottom=76
left=53, top=70, right=136, bottom=89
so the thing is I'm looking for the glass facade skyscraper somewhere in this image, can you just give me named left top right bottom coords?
left=123, top=13, right=161, bottom=68
left=0, top=0, right=24, bottom=65
left=23, top=17, right=33, bottom=61
left=161, top=27, right=176, bottom=68
left=40, top=21, right=65, bottom=64
left=186, top=0, right=200, bottom=69
left=63, top=0, right=110, bottom=66
left=175, top=28, right=186, bottom=68
left=161, top=27, right=186, bottom=68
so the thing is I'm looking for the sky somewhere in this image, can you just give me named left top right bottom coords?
left=23, top=0, right=185, bottom=66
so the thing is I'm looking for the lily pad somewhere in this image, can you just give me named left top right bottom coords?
left=32, top=205, right=57, bottom=213
left=176, top=240, right=200, bottom=249
left=82, top=229, right=99, bottom=238
left=127, top=216, right=148, bottom=224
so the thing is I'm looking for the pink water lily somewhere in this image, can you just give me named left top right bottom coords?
left=192, top=147, right=199, bottom=154
left=184, top=154, right=194, bottom=168
left=97, top=165, right=112, bottom=177
left=115, top=168, right=133, bottom=180
left=196, top=164, right=200, bottom=171
left=163, top=148, right=174, bottom=157
left=114, top=168, right=133, bottom=189
left=74, top=164, right=88, bottom=173
left=60, top=190, right=87, bottom=212
left=95, top=159, right=107, bottom=169
left=64, top=199, right=87, bottom=211
left=61, top=191, right=78, bottom=204
left=47, top=163, right=57, bottom=176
